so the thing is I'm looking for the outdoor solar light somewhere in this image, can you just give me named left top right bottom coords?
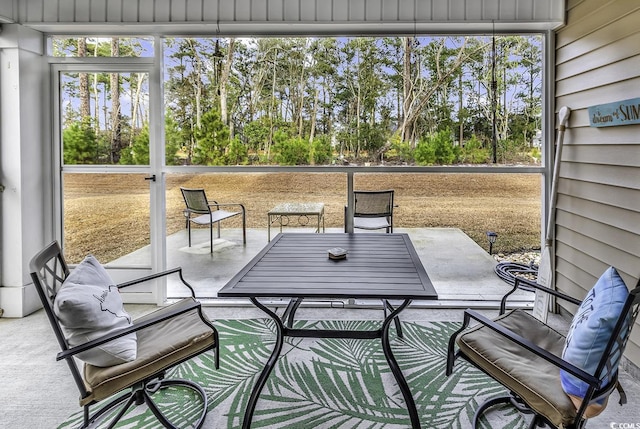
left=486, top=231, right=498, bottom=255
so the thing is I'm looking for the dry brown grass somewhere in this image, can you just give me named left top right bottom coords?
left=63, top=172, right=541, bottom=263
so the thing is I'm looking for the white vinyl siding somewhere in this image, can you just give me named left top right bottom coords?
left=555, top=0, right=640, bottom=367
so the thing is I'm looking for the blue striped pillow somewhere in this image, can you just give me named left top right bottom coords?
left=560, top=266, right=628, bottom=416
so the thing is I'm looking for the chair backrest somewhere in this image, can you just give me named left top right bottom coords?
left=353, top=190, right=394, bottom=218
left=29, top=241, right=89, bottom=397
left=181, top=187, right=210, bottom=214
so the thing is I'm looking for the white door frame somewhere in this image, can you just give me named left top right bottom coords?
left=51, top=57, right=167, bottom=304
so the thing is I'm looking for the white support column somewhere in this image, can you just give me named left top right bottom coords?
left=345, top=172, right=354, bottom=233
left=150, top=35, right=168, bottom=306
left=0, top=24, right=48, bottom=317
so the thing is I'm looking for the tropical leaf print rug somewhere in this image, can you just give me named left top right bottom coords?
left=59, top=319, right=526, bottom=429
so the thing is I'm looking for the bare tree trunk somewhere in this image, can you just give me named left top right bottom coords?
left=267, top=49, right=278, bottom=160
left=308, top=86, right=320, bottom=165
left=356, top=84, right=361, bottom=157
left=130, top=73, right=145, bottom=146
left=401, top=37, right=414, bottom=144
left=458, top=72, right=464, bottom=145
left=401, top=38, right=472, bottom=147
left=110, top=38, right=121, bottom=163
left=220, top=38, right=235, bottom=126
left=187, top=40, right=203, bottom=129
left=78, top=38, right=91, bottom=121
left=297, top=56, right=307, bottom=138
left=93, top=43, right=100, bottom=132
left=308, top=86, right=320, bottom=144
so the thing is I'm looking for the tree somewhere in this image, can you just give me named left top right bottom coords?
left=63, top=121, right=100, bottom=164
left=110, top=38, right=122, bottom=163
left=273, top=136, right=310, bottom=165
left=159, top=35, right=543, bottom=166
left=193, top=109, right=231, bottom=165
left=165, top=115, right=184, bottom=166
left=77, top=38, right=91, bottom=120
left=308, top=38, right=339, bottom=140
left=336, top=38, right=388, bottom=157
left=414, top=129, right=458, bottom=165
left=227, top=137, right=249, bottom=165
left=399, top=37, right=477, bottom=147
left=219, top=39, right=236, bottom=126
left=119, top=124, right=149, bottom=165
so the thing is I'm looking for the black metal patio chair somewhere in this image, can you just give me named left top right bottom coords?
left=30, top=240, right=219, bottom=428
left=181, top=187, right=246, bottom=252
left=347, top=189, right=396, bottom=233
left=446, top=268, right=640, bottom=429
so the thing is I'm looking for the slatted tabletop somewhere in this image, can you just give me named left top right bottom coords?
left=218, top=233, right=437, bottom=300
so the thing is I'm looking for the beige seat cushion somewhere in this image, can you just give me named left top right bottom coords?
left=353, top=217, right=391, bottom=230
left=456, top=309, right=576, bottom=428
left=81, top=298, right=215, bottom=406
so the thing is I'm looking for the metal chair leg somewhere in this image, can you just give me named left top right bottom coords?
left=84, top=378, right=208, bottom=429
left=473, top=395, right=513, bottom=428
left=473, top=393, right=539, bottom=429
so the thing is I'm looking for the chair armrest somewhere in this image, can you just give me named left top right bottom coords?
left=56, top=297, right=202, bottom=361
left=208, top=202, right=246, bottom=214
left=499, top=277, right=582, bottom=314
left=459, top=309, right=598, bottom=385
left=117, top=267, right=196, bottom=298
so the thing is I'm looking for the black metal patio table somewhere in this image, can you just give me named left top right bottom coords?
left=218, top=232, right=438, bottom=429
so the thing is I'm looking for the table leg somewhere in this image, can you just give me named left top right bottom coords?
left=267, top=214, right=271, bottom=241
left=281, top=297, right=303, bottom=328
left=383, top=300, right=404, bottom=338
left=381, top=299, right=420, bottom=429
left=243, top=297, right=285, bottom=429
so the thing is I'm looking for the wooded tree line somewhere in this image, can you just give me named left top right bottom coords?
left=56, top=35, right=542, bottom=166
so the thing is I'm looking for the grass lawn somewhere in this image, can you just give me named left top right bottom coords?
left=63, top=172, right=541, bottom=263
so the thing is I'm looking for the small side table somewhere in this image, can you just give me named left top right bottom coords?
left=267, top=202, right=325, bottom=241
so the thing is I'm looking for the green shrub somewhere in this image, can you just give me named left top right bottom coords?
left=165, top=116, right=184, bottom=166
left=311, top=136, right=333, bottom=165
left=193, top=109, right=230, bottom=165
left=388, top=134, right=414, bottom=163
left=273, top=137, right=310, bottom=165
left=119, top=126, right=150, bottom=165
left=414, top=140, right=436, bottom=165
left=497, top=138, right=535, bottom=163
left=528, top=147, right=541, bottom=163
left=63, top=121, right=100, bottom=164
left=460, top=135, right=490, bottom=164
left=415, top=129, right=458, bottom=165
left=244, top=118, right=271, bottom=151
left=227, top=137, right=249, bottom=165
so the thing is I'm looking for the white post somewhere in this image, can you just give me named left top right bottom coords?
left=0, top=24, right=48, bottom=317
left=345, top=171, right=354, bottom=233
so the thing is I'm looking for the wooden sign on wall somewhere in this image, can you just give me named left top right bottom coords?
left=588, top=98, right=640, bottom=127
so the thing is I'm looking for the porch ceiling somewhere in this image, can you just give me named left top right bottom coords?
left=9, top=0, right=565, bottom=35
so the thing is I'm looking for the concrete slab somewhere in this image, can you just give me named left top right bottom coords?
left=147, top=227, right=533, bottom=308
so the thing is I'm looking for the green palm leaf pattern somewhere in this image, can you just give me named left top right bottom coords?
left=59, top=319, right=527, bottom=429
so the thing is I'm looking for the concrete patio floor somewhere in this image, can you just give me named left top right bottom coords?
left=118, top=227, right=536, bottom=307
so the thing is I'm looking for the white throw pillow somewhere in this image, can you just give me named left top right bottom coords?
left=54, top=255, right=137, bottom=367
